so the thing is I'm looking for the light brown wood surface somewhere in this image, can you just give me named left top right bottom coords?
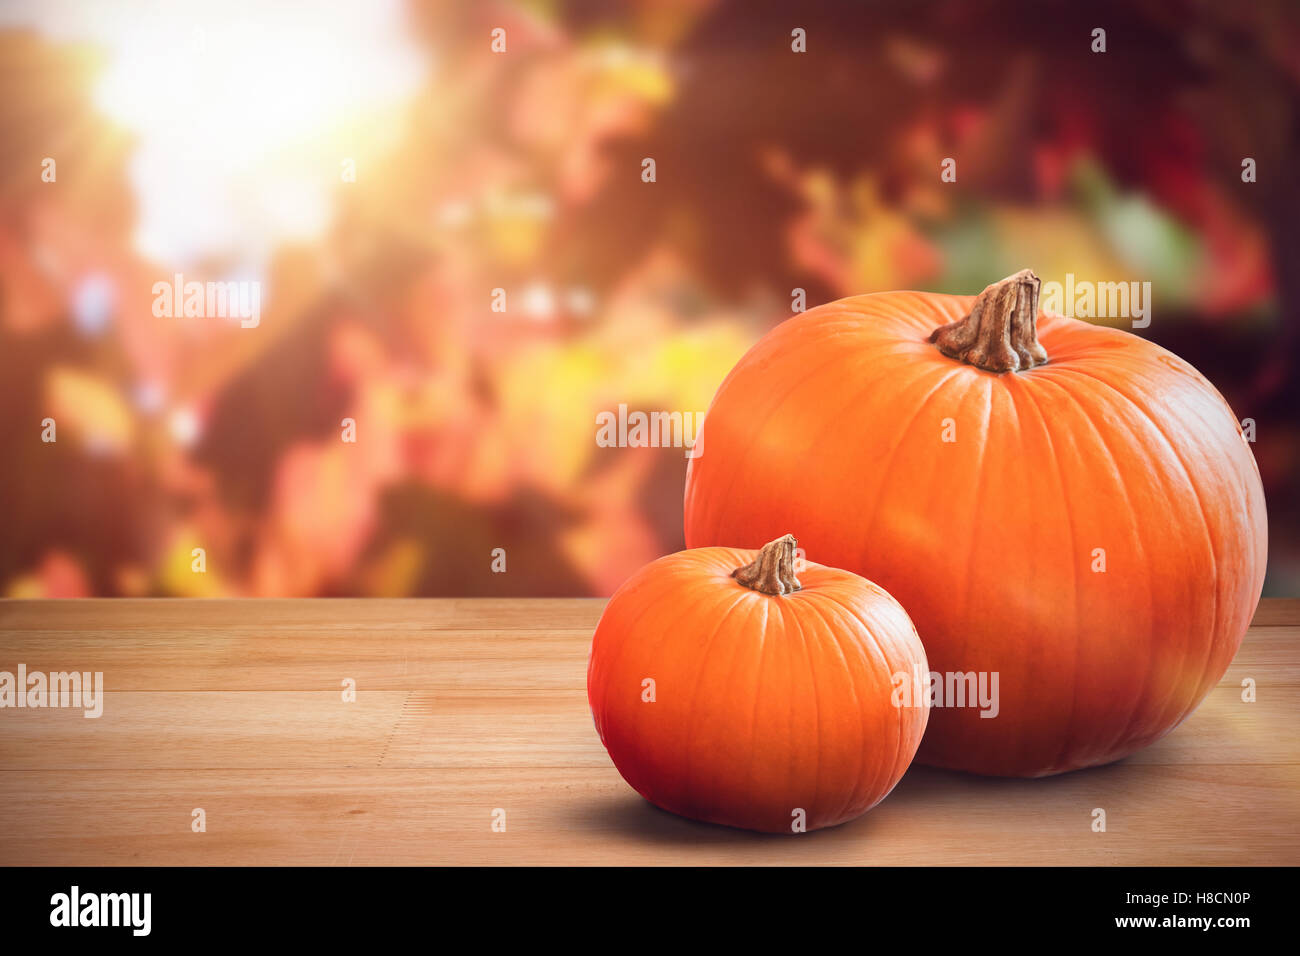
left=1, top=598, right=1297, bottom=865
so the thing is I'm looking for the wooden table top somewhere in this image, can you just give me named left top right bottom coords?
left=1, top=598, right=1297, bottom=866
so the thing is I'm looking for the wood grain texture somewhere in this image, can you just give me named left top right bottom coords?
left=1, top=598, right=1297, bottom=865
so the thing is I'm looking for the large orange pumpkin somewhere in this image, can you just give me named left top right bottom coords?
left=587, top=534, right=929, bottom=832
left=684, top=270, right=1267, bottom=777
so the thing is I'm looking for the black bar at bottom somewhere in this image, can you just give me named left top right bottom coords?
left=0, top=865, right=1282, bottom=942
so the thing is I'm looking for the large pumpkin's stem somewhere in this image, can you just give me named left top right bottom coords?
left=929, top=269, right=1048, bottom=373
left=732, top=534, right=802, bottom=595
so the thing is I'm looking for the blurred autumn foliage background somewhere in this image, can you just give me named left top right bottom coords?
left=1, top=0, right=1298, bottom=597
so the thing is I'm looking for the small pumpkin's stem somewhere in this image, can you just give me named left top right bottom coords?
left=929, top=269, right=1048, bottom=373
left=732, top=534, right=802, bottom=595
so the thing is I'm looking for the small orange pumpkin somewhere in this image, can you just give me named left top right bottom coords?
left=587, top=534, right=929, bottom=832
left=684, top=270, right=1268, bottom=776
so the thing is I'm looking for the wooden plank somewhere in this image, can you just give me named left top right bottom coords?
left=0, top=678, right=1294, bottom=771
left=0, top=598, right=1297, bottom=866
left=0, top=629, right=595, bottom=690
left=0, top=598, right=609, bottom=632
left=1, top=619, right=1294, bottom=693
left=0, top=763, right=1294, bottom=866
left=1249, top=598, right=1300, bottom=627
left=0, top=691, right=606, bottom=770
left=0, top=596, right=1290, bottom=632
left=1221, top=626, right=1300, bottom=685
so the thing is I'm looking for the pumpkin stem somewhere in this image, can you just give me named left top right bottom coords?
left=928, top=268, right=1048, bottom=373
left=732, top=534, right=802, bottom=596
